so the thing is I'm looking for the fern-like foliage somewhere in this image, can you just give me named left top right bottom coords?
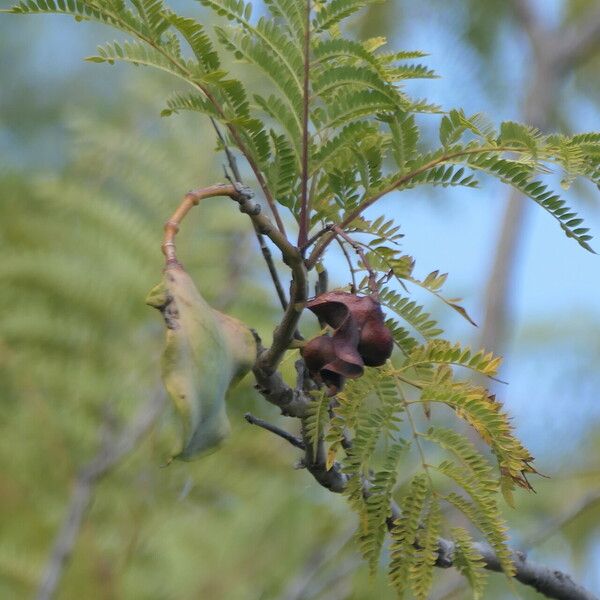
left=451, top=527, right=488, bottom=599
left=3, top=1, right=599, bottom=598
left=3, top=0, right=598, bottom=252
left=328, top=358, right=525, bottom=597
left=304, top=390, right=331, bottom=460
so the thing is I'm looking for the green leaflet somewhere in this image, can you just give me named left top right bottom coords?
left=146, top=264, right=256, bottom=460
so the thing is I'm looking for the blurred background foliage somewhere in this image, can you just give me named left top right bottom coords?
left=1, top=1, right=599, bottom=599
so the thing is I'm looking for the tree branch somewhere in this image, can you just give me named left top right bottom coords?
left=435, top=487, right=600, bottom=599
left=244, top=412, right=305, bottom=450
left=228, top=187, right=307, bottom=372
left=334, top=235, right=357, bottom=292
left=301, top=223, right=333, bottom=254
left=468, top=547, right=598, bottom=600
left=331, top=225, right=379, bottom=297
left=249, top=369, right=599, bottom=600
left=219, top=189, right=308, bottom=374
left=211, top=118, right=289, bottom=310
left=35, top=392, right=166, bottom=600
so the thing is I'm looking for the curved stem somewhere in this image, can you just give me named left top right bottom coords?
left=162, top=184, right=236, bottom=265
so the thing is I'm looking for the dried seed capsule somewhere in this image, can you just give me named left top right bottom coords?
left=302, top=291, right=393, bottom=393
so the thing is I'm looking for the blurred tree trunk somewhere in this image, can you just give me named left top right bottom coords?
left=478, top=0, right=600, bottom=357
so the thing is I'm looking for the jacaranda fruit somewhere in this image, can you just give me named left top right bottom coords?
left=302, top=291, right=393, bottom=395
left=146, top=264, right=256, bottom=460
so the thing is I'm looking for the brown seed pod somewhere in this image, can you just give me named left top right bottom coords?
left=302, top=334, right=364, bottom=395
left=301, top=291, right=393, bottom=394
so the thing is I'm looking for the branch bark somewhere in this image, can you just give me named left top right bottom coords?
left=35, top=392, right=166, bottom=600
left=244, top=412, right=305, bottom=450
left=161, top=182, right=308, bottom=374
left=233, top=198, right=307, bottom=375
left=248, top=367, right=599, bottom=600
left=211, top=118, right=289, bottom=310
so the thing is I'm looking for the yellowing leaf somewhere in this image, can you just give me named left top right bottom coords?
left=146, top=264, right=255, bottom=460
left=326, top=443, right=338, bottom=471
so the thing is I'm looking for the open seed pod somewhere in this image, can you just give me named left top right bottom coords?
left=302, top=291, right=393, bottom=394
left=146, top=263, right=256, bottom=460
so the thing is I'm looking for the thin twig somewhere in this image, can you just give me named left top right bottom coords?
left=315, top=263, right=329, bottom=296
left=306, top=145, right=526, bottom=269
left=244, top=413, right=305, bottom=450
left=210, top=117, right=243, bottom=182
left=334, top=236, right=357, bottom=293
left=162, top=183, right=238, bottom=265
left=331, top=225, right=378, bottom=298
left=35, top=392, right=166, bottom=600
left=253, top=229, right=289, bottom=310
left=301, top=223, right=333, bottom=254
left=252, top=366, right=599, bottom=600
left=211, top=118, right=289, bottom=309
